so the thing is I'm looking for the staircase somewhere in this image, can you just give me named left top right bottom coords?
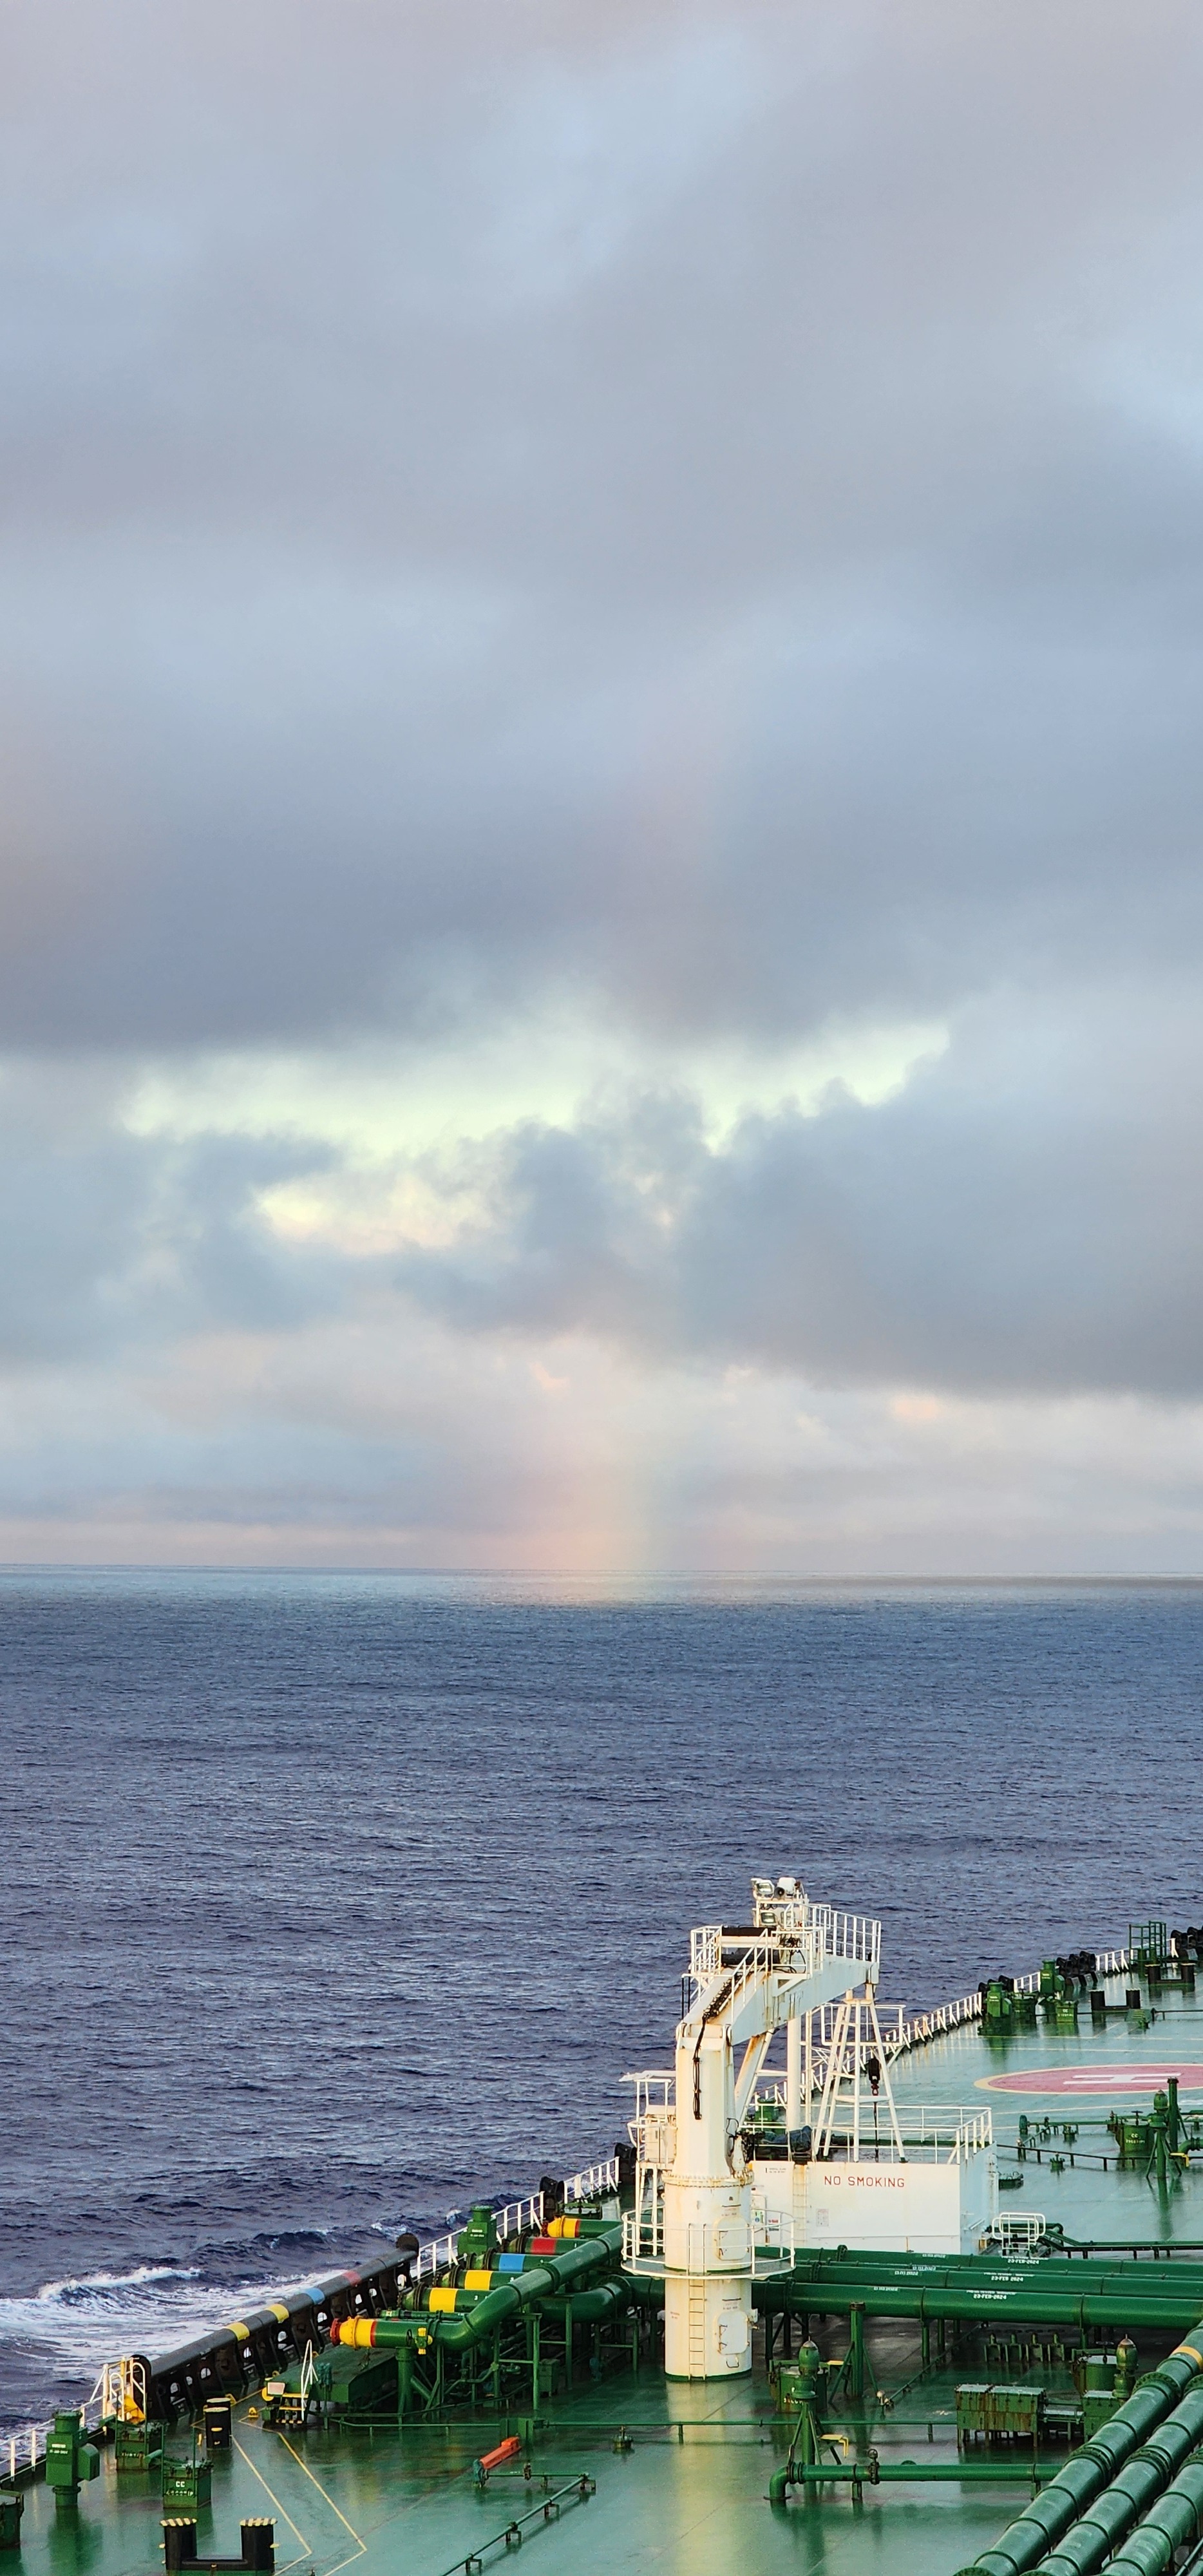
left=271, top=2344, right=315, bottom=2430
left=270, top=2393, right=310, bottom=2430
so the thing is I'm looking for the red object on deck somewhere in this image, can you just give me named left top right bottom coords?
left=477, top=2437, right=521, bottom=2475
left=529, top=2236, right=557, bottom=2254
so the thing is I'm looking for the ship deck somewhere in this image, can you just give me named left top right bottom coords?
left=15, top=1976, right=1203, bottom=2576
left=8, top=2362, right=1065, bottom=2576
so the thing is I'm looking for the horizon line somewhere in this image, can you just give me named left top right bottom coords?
left=2, top=1563, right=1202, bottom=1585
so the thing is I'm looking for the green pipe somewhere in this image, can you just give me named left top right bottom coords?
left=621, top=2275, right=666, bottom=2310
left=544, top=2282, right=629, bottom=2325
left=791, top=2252, right=1203, bottom=2304
left=1101, top=2460, right=1203, bottom=2575
left=370, top=2226, right=624, bottom=2356
left=822, top=2258, right=1203, bottom=2292
left=952, top=2326, right=1203, bottom=2574
left=620, top=2268, right=1203, bottom=2337
left=791, top=2251, right=1203, bottom=2283
left=1033, top=2385, right=1203, bottom=2573
left=759, top=2277, right=1203, bottom=2333
left=624, top=2264, right=1203, bottom=2336
left=435, top=2224, right=621, bottom=2349
left=799, top=2463, right=1053, bottom=2485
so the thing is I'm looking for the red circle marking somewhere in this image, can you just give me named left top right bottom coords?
left=976, top=2062, right=1203, bottom=2096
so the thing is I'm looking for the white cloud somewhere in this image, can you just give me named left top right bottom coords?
left=122, top=1010, right=944, bottom=1167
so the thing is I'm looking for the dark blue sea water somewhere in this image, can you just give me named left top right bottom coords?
left=3, top=1571, right=1202, bottom=2434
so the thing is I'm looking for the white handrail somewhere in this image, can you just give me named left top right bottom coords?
left=4, top=2400, right=106, bottom=2486
left=412, top=2189, right=547, bottom=2283
left=564, top=2157, right=620, bottom=2202
left=886, top=1950, right=1133, bottom=2060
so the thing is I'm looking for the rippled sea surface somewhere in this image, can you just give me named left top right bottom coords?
left=3, top=1570, right=1202, bottom=2430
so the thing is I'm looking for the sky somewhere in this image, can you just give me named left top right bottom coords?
left=3, top=0, right=1203, bottom=1571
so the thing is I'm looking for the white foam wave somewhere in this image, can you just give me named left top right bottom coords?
left=30, top=2264, right=199, bottom=2305
left=0, top=2264, right=319, bottom=2376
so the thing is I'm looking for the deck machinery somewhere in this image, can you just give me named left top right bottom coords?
left=657, top=1877, right=889, bottom=2379
left=8, top=1880, right=1203, bottom=2576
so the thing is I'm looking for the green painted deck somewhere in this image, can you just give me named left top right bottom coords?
left=15, top=1975, right=1203, bottom=2576
left=9, top=2368, right=1063, bottom=2576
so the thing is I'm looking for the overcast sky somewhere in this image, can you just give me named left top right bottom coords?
left=4, top=0, right=1203, bottom=1570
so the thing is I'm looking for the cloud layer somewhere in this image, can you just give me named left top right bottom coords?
left=3, top=0, right=1203, bottom=1562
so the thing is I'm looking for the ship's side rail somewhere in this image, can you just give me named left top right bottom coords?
left=407, top=2162, right=620, bottom=2285
left=412, top=2189, right=547, bottom=2285
left=881, top=1947, right=1133, bottom=2060
left=1, top=2159, right=623, bottom=2479
left=564, top=2157, right=621, bottom=2203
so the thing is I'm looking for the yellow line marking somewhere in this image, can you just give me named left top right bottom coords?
left=231, top=2438, right=310, bottom=2552
left=272, top=2433, right=365, bottom=2553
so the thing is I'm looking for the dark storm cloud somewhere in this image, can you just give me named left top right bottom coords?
left=4, top=0, right=1203, bottom=1048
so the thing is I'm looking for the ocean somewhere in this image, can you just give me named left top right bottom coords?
left=2, top=1570, right=1201, bottom=2434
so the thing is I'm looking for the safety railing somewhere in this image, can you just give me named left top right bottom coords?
left=891, top=1937, right=1133, bottom=2061
left=412, top=2190, right=545, bottom=2284
left=887, top=1987, right=984, bottom=2054
left=5, top=2389, right=106, bottom=2485
left=688, top=1908, right=882, bottom=2011
left=564, top=2157, right=620, bottom=2202
left=951, top=2110, right=993, bottom=2161
left=875, top=1949, right=1133, bottom=2061
left=410, top=2159, right=620, bottom=2286
left=413, top=2228, right=462, bottom=2282
left=5, top=2425, right=40, bottom=2482
left=811, top=2103, right=993, bottom=2166
left=690, top=1924, right=723, bottom=1980
left=751, top=2196, right=795, bottom=2257
left=982, top=2213, right=1049, bottom=2251
left=623, top=2177, right=664, bottom=2264
left=810, top=1906, right=883, bottom=1979
left=491, top=2191, right=545, bottom=2242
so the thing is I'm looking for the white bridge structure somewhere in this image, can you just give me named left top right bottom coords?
left=623, top=1873, right=998, bottom=2382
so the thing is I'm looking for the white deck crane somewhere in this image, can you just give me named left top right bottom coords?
left=659, top=1875, right=884, bottom=2380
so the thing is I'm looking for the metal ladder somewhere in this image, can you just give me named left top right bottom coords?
left=687, top=2283, right=707, bottom=2378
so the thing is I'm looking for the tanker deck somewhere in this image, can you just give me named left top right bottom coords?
left=8, top=1889, right=1203, bottom=2576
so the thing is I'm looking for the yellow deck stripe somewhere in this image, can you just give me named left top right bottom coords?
left=273, top=2432, right=365, bottom=2551
left=231, top=2438, right=310, bottom=2552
